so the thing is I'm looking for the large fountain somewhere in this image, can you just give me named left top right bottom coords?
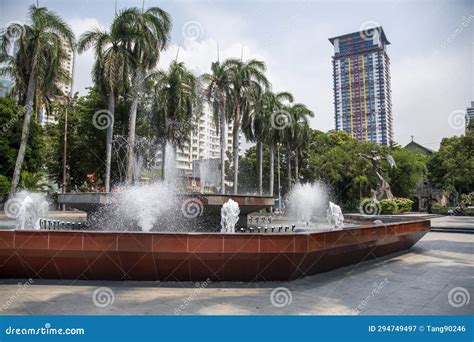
left=0, top=150, right=430, bottom=281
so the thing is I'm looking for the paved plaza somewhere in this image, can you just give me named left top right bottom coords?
left=0, top=229, right=472, bottom=315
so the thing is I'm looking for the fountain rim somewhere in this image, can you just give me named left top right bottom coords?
left=12, top=219, right=431, bottom=236
left=59, top=192, right=275, bottom=198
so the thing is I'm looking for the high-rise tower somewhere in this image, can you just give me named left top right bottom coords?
left=329, top=27, right=393, bottom=145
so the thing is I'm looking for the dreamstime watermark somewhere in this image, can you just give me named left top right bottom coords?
left=0, top=110, right=23, bottom=136
left=270, top=287, right=292, bottom=308
left=359, top=21, right=381, bottom=41
left=359, top=198, right=381, bottom=217
left=181, top=198, right=204, bottom=218
left=352, top=278, right=389, bottom=314
left=4, top=198, right=22, bottom=219
left=270, top=109, right=292, bottom=130
left=448, top=287, right=470, bottom=308
left=182, top=21, right=203, bottom=41
left=1, top=21, right=25, bottom=42
left=5, top=322, right=85, bottom=336
left=1, top=278, right=34, bottom=312
left=437, top=15, right=474, bottom=52
left=174, top=278, right=211, bottom=315
left=92, top=110, right=114, bottom=130
left=447, top=110, right=467, bottom=130
left=92, top=287, right=115, bottom=308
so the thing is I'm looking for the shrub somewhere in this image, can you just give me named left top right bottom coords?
left=380, top=199, right=398, bottom=214
left=460, top=193, right=473, bottom=206
left=0, top=175, right=11, bottom=194
left=393, top=197, right=414, bottom=213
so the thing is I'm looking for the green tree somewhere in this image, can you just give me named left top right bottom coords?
left=0, top=98, right=45, bottom=182
left=151, top=61, right=199, bottom=180
left=78, top=23, right=132, bottom=191
left=113, top=6, right=171, bottom=183
left=387, top=147, right=427, bottom=198
left=0, top=5, right=75, bottom=193
left=285, top=103, right=314, bottom=188
left=427, top=129, right=474, bottom=194
left=224, top=58, right=269, bottom=194
left=44, top=88, right=110, bottom=190
left=245, top=91, right=293, bottom=196
left=202, top=61, right=232, bottom=194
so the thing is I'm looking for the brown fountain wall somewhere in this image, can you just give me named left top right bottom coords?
left=0, top=220, right=430, bottom=281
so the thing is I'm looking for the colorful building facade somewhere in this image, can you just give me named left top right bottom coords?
left=329, top=27, right=393, bottom=145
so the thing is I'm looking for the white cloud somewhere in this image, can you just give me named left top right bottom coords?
left=391, top=48, right=471, bottom=149
left=68, top=4, right=472, bottom=152
left=68, top=17, right=106, bottom=95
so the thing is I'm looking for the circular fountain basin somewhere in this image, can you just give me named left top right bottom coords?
left=0, top=219, right=430, bottom=281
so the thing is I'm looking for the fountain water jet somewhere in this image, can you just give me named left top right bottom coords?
left=5, top=191, right=49, bottom=229
left=89, top=182, right=180, bottom=232
left=327, top=201, right=344, bottom=229
left=287, top=182, right=329, bottom=225
left=220, top=199, right=240, bottom=233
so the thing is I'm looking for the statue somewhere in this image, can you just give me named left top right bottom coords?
left=359, top=151, right=397, bottom=200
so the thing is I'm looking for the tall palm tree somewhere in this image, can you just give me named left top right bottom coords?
left=246, top=91, right=293, bottom=196
left=285, top=103, right=314, bottom=189
left=202, top=61, right=231, bottom=194
left=78, top=25, right=131, bottom=192
left=113, top=6, right=171, bottom=184
left=0, top=5, right=75, bottom=193
left=151, top=61, right=199, bottom=180
left=224, top=58, right=269, bottom=194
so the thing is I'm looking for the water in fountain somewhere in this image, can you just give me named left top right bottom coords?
left=90, top=143, right=198, bottom=232
left=284, top=182, right=347, bottom=231
left=220, top=199, right=240, bottom=233
left=132, top=155, right=143, bottom=184
left=108, top=182, right=178, bottom=232
left=287, top=182, right=329, bottom=224
left=198, top=159, right=220, bottom=193
left=326, top=201, right=344, bottom=229
left=162, top=142, right=178, bottom=183
left=5, top=190, right=49, bottom=229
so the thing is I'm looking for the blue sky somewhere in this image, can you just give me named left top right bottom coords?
left=1, top=0, right=473, bottom=149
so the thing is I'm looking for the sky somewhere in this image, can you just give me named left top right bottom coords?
left=1, top=0, right=473, bottom=150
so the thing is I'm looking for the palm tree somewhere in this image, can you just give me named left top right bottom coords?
left=224, top=58, right=269, bottom=194
left=246, top=91, right=293, bottom=196
left=19, top=171, right=52, bottom=192
left=285, top=103, right=314, bottom=189
left=113, top=6, right=171, bottom=184
left=78, top=25, right=131, bottom=192
left=202, top=61, right=231, bottom=194
left=0, top=5, right=75, bottom=193
left=151, top=61, right=199, bottom=180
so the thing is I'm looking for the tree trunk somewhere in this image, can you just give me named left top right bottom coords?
left=219, top=100, right=226, bottom=195
left=277, top=144, right=281, bottom=209
left=171, top=142, right=177, bottom=178
left=105, top=92, right=115, bottom=192
left=10, top=70, right=36, bottom=194
left=232, top=107, right=240, bottom=194
left=126, top=97, right=138, bottom=184
left=161, top=141, right=166, bottom=181
left=269, top=144, right=274, bottom=197
left=257, top=141, right=263, bottom=195
left=295, top=149, right=299, bottom=184
left=126, top=71, right=141, bottom=184
left=287, top=143, right=292, bottom=192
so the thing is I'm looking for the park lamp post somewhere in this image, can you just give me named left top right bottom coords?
left=277, top=142, right=281, bottom=210
left=57, top=95, right=74, bottom=210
